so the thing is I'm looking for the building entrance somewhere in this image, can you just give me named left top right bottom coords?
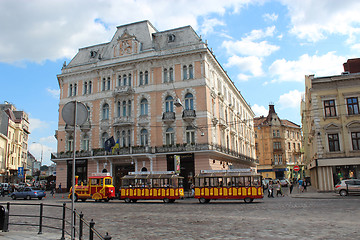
left=114, top=164, right=135, bottom=191
left=67, top=159, right=87, bottom=191
left=167, top=153, right=194, bottom=191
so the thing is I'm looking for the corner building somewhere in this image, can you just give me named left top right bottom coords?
left=52, top=21, right=256, bottom=191
left=302, top=58, right=360, bottom=191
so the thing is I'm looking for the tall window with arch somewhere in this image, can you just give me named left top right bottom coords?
left=165, top=127, right=175, bottom=145
left=164, top=68, right=168, bottom=83
left=128, top=129, right=131, bottom=147
left=122, top=130, right=126, bottom=147
left=144, top=71, right=149, bottom=85
left=169, top=67, right=174, bottom=82
left=123, top=74, right=127, bottom=86
left=122, top=101, right=127, bottom=117
left=102, top=78, right=106, bottom=91
left=107, top=77, right=111, bottom=90
left=139, top=72, right=143, bottom=86
left=89, top=81, right=92, bottom=94
left=69, top=84, right=73, bottom=97
left=116, top=131, right=120, bottom=145
left=185, top=126, right=195, bottom=144
left=117, top=101, right=121, bottom=117
left=82, top=134, right=89, bottom=151
left=140, top=98, right=148, bottom=116
left=128, top=74, right=131, bottom=86
left=73, top=84, right=77, bottom=96
left=84, top=82, right=88, bottom=95
left=101, top=132, right=109, bottom=148
left=165, top=96, right=174, bottom=112
left=118, top=75, right=121, bottom=87
left=102, top=103, right=109, bottom=120
left=185, top=93, right=194, bottom=110
left=140, top=129, right=148, bottom=146
left=128, top=100, right=132, bottom=117
left=189, top=64, right=193, bottom=79
left=183, top=65, right=188, bottom=80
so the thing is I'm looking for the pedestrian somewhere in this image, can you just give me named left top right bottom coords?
left=58, top=183, right=62, bottom=193
left=50, top=181, right=55, bottom=198
left=268, top=181, right=274, bottom=198
left=289, top=180, right=294, bottom=194
left=190, top=183, right=195, bottom=197
left=276, top=181, right=283, bottom=197
left=303, top=180, right=307, bottom=192
left=298, top=179, right=304, bottom=192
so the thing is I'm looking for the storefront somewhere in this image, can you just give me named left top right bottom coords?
left=333, top=165, right=360, bottom=185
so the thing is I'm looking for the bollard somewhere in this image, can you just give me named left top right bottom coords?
left=79, top=212, right=84, bottom=240
left=104, top=232, right=112, bottom=240
left=89, top=219, right=95, bottom=240
left=60, top=203, right=66, bottom=240
left=38, top=203, right=43, bottom=234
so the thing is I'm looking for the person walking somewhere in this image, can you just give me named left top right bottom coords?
left=50, top=181, right=56, bottom=198
left=276, top=181, right=283, bottom=197
left=289, top=180, right=294, bottom=194
left=58, top=183, right=62, bottom=193
left=303, top=179, right=307, bottom=192
left=268, top=181, right=274, bottom=198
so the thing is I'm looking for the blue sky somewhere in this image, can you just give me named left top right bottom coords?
left=1, top=0, right=360, bottom=166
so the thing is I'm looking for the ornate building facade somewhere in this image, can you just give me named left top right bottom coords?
left=254, top=105, right=303, bottom=180
left=0, top=102, right=30, bottom=183
left=302, top=58, right=360, bottom=191
left=52, top=21, right=256, bottom=191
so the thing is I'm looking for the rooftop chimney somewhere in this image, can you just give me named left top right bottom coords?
left=343, top=58, right=360, bottom=74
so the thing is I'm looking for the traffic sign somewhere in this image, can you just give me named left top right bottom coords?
left=293, top=165, right=300, bottom=172
left=18, top=167, right=24, bottom=178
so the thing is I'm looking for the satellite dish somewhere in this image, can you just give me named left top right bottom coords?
left=62, top=101, right=88, bottom=126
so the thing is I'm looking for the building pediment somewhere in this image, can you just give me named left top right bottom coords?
left=113, top=30, right=141, bottom=57
left=347, top=121, right=360, bottom=131
left=324, top=123, right=340, bottom=131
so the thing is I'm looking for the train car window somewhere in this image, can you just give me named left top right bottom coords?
left=244, top=177, right=251, bottom=186
left=105, top=178, right=112, bottom=185
left=252, top=176, right=261, bottom=187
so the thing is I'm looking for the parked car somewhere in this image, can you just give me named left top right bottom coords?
left=335, top=179, right=360, bottom=196
left=10, top=187, right=46, bottom=200
left=280, top=179, right=291, bottom=187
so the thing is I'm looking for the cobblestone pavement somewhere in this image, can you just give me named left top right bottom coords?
left=0, top=188, right=359, bottom=240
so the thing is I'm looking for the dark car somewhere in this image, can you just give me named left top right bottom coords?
left=10, top=187, right=46, bottom=200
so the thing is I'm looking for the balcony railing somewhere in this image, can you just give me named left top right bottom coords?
left=113, top=86, right=134, bottom=96
left=162, top=112, right=175, bottom=123
left=113, top=116, right=134, bottom=127
left=182, top=109, right=196, bottom=121
left=51, top=144, right=257, bottom=163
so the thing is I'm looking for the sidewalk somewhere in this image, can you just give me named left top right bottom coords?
left=0, top=231, right=68, bottom=240
left=289, top=185, right=340, bottom=199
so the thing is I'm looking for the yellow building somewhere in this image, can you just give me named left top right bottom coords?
left=254, top=104, right=303, bottom=180
left=0, top=102, right=30, bottom=183
left=52, top=21, right=256, bottom=191
left=302, top=59, right=360, bottom=191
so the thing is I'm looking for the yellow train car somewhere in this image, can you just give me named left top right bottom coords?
left=120, top=171, right=184, bottom=203
left=194, top=169, right=263, bottom=203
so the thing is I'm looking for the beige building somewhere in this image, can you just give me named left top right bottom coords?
left=254, top=105, right=303, bottom=180
left=0, top=102, right=30, bottom=183
left=302, top=58, right=360, bottom=191
left=52, top=20, right=256, bottom=191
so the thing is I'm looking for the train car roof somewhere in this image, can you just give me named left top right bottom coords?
left=122, top=174, right=184, bottom=179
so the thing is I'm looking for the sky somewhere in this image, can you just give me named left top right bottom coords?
left=1, top=0, right=360, bottom=166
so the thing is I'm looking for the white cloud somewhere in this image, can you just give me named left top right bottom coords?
left=269, top=52, right=347, bottom=83
left=263, top=13, right=278, bottom=22
left=252, top=104, right=268, bottom=117
left=200, top=18, right=226, bottom=36
left=0, top=0, right=256, bottom=64
left=47, top=88, right=60, bottom=99
left=225, top=55, right=263, bottom=80
left=277, top=90, right=303, bottom=109
left=245, top=26, right=276, bottom=41
left=281, top=0, right=360, bottom=43
left=29, top=118, right=50, bottom=133
left=29, top=142, right=56, bottom=166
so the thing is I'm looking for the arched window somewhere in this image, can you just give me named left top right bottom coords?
left=122, top=101, right=127, bottom=117
left=183, top=65, right=188, bottom=80
left=185, top=126, right=195, bottom=144
left=169, top=68, right=174, bottom=82
left=165, top=127, right=174, bottom=145
left=163, top=68, right=168, bottom=83
left=165, top=96, right=174, bottom=112
left=69, top=84, right=73, bottom=97
left=74, top=83, right=77, bottom=96
left=82, top=134, right=89, bottom=151
left=140, top=129, right=148, bottom=146
left=118, top=75, right=121, bottom=87
left=123, top=74, right=127, bottom=86
left=128, top=100, right=132, bottom=117
left=145, top=71, right=149, bottom=85
left=84, top=82, right=88, bottom=95
left=101, top=132, right=109, bottom=148
left=140, top=98, right=148, bottom=116
left=102, top=103, right=109, bottom=120
left=122, top=130, right=126, bottom=147
left=107, top=77, right=111, bottom=90
left=185, top=93, right=194, bottom=110
left=67, top=136, right=73, bottom=151
left=128, top=74, right=131, bottom=86
left=139, top=72, right=143, bottom=86
left=128, top=129, right=131, bottom=147
left=102, top=78, right=106, bottom=91
left=189, top=64, right=194, bottom=79
left=89, top=81, right=92, bottom=94
left=117, top=101, right=121, bottom=117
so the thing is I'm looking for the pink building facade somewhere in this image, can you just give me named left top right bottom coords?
left=52, top=21, right=256, bottom=191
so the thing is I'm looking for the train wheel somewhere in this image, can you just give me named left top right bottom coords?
left=81, top=199, right=86, bottom=202
left=205, top=199, right=210, bottom=203
left=124, top=198, right=131, bottom=203
left=169, top=199, right=175, bottom=203
left=104, top=198, right=109, bottom=202
left=199, top=198, right=207, bottom=204
left=163, top=198, right=170, bottom=203
left=131, top=199, right=137, bottom=203
left=244, top=198, right=253, bottom=203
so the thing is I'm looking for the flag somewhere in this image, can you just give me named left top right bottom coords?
left=104, top=136, right=115, bottom=152
left=112, top=139, right=120, bottom=154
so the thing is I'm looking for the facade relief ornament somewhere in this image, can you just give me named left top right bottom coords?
left=113, top=30, right=139, bottom=57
